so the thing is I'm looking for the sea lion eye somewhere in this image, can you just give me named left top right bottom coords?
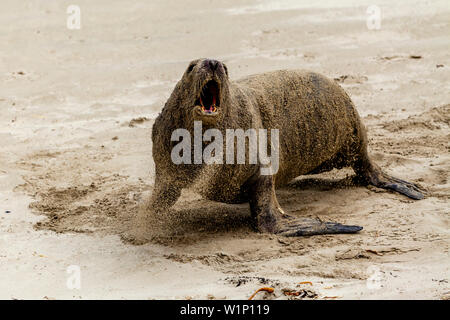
left=223, top=64, right=229, bottom=76
left=187, top=62, right=196, bottom=74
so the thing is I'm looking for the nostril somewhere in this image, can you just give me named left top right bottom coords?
left=209, top=60, right=219, bottom=71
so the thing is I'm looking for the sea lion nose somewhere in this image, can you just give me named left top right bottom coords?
left=207, top=59, right=220, bottom=71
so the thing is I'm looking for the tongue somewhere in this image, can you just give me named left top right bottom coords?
left=205, top=95, right=216, bottom=111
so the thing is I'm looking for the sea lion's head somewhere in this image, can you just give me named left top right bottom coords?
left=181, top=58, right=229, bottom=126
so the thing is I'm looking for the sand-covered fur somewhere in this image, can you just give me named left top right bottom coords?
left=141, top=59, right=423, bottom=239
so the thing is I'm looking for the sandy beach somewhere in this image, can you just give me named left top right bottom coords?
left=0, top=0, right=449, bottom=299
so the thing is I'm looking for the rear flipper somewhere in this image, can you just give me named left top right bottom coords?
left=276, top=217, right=362, bottom=237
left=363, top=164, right=424, bottom=200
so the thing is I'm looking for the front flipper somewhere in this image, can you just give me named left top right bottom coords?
left=124, top=174, right=182, bottom=245
left=248, top=174, right=363, bottom=237
left=276, top=217, right=363, bottom=237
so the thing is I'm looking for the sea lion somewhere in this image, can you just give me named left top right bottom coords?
left=145, top=58, right=423, bottom=237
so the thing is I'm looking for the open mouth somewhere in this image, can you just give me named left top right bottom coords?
left=195, top=80, right=220, bottom=114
